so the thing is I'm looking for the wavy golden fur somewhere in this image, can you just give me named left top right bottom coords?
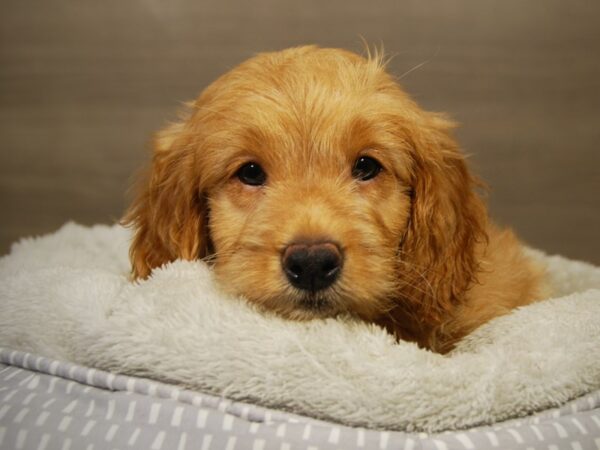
left=123, top=46, right=547, bottom=353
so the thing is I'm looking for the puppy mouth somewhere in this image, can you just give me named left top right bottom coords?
left=294, top=291, right=339, bottom=317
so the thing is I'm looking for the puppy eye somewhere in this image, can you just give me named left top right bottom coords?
left=236, top=162, right=267, bottom=186
left=352, top=156, right=382, bottom=181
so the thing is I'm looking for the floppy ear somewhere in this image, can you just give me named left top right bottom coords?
left=122, top=119, right=208, bottom=279
left=399, top=113, right=488, bottom=326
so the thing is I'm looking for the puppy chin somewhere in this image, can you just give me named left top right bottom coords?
left=262, top=289, right=343, bottom=321
left=292, top=292, right=341, bottom=318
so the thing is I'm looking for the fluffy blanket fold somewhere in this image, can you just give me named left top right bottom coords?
left=1, top=223, right=599, bottom=432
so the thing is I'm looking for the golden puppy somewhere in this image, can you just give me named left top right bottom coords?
left=124, top=46, right=547, bottom=353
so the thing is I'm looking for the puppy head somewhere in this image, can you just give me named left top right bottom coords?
left=124, top=46, right=487, bottom=325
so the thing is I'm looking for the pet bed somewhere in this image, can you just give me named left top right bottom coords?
left=1, top=223, right=600, bottom=448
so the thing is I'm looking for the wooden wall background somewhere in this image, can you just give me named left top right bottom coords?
left=1, top=0, right=599, bottom=263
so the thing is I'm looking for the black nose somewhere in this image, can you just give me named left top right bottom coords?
left=282, top=241, right=343, bottom=292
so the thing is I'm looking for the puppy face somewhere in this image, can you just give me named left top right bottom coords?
left=125, top=46, right=486, bottom=329
left=205, top=76, right=414, bottom=320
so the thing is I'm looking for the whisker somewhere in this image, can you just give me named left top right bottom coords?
left=396, top=260, right=436, bottom=298
left=199, top=249, right=238, bottom=264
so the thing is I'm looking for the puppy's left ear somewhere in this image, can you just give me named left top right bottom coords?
left=122, top=118, right=209, bottom=279
left=400, top=112, right=488, bottom=324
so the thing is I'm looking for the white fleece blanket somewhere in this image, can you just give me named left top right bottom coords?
left=1, top=223, right=599, bottom=432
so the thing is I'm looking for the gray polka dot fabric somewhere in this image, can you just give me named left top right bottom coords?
left=1, top=349, right=599, bottom=450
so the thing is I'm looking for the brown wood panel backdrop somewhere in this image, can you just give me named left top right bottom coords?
left=1, top=0, right=599, bottom=263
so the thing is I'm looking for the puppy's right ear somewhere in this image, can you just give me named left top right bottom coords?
left=122, top=118, right=208, bottom=279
